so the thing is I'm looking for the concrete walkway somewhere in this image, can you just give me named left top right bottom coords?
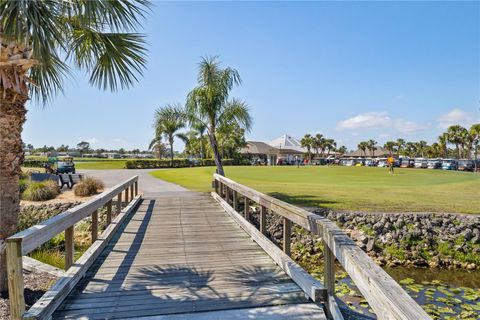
left=79, top=169, right=188, bottom=196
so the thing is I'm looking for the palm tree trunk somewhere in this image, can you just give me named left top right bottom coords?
left=169, top=136, right=174, bottom=167
left=0, top=91, right=28, bottom=293
left=209, top=132, right=224, bottom=176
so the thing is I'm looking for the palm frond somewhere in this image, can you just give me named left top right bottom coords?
left=218, top=98, right=253, bottom=132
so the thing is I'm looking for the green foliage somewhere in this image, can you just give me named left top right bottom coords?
left=125, top=158, right=249, bottom=169
left=19, top=179, right=28, bottom=194
left=22, top=159, right=47, bottom=167
left=384, top=244, right=407, bottom=261
left=22, top=180, right=59, bottom=201
left=73, top=177, right=104, bottom=196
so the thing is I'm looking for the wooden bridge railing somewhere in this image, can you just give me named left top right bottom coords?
left=6, top=176, right=140, bottom=320
left=213, top=173, right=431, bottom=320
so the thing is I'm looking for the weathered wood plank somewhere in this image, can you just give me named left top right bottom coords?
left=6, top=239, right=25, bottom=320
left=23, top=195, right=142, bottom=320
left=64, top=226, right=74, bottom=270
left=211, top=192, right=326, bottom=302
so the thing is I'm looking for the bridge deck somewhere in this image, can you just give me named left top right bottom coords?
left=53, top=193, right=326, bottom=319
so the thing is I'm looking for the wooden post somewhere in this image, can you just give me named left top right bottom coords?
left=226, top=187, right=231, bottom=204
left=134, top=181, right=138, bottom=196
left=244, top=197, right=250, bottom=220
left=233, top=191, right=238, bottom=211
left=65, top=226, right=74, bottom=270
left=214, top=180, right=219, bottom=194
left=283, top=218, right=291, bottom=256
left=91, top=210, right=98, bottom=243
left=6, top=239, right=25, bottom=320
left=324, top=240, right=335, bottom=313
left=117, top=192, right=122, bottom=215
left=260, top=206, right=267, bottom=235
left=130, top=184, right=134, bottom=201
left=124, top=187, right=129, bottom=205
left=106, top=200, right=112, bottom=225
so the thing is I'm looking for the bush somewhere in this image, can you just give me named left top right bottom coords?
left=22, top=159, right=47, bottom=167
left=19, top=179, right=28, bottom=194
left=73, top=177, right=104, bottom=196
left=22, top=180, right=60, bottom=201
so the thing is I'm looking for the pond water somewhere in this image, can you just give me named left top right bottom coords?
left=332, top=266, right=480, bottom=319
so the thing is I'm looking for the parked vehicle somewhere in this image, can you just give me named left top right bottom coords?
left=354, top=159, right=365, bottom=166
left=442, top=159, right=458, bottom=170
left=56, top=156, right=75, bottom=174
left=458, top=159, right=474, bottom=172
left=345, top=159, right=355, bottom=167
left=399, top=158, right=413, bottom=168
left=414, top=158, right=428, bottom=169
left=377, top=158, right=388, bottom=167
left=427, top=159, right=442, bottom=169
left=364, top=159, right=375, bottom=167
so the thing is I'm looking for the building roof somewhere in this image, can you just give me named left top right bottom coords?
left=344, top=146, right=391, bottom=158
left=267, top=134, right=307, bottom=153
left=240, top=141, right=279, bottom=155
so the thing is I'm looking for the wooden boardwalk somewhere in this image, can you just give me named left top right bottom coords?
left=53, top=192, right=326, bottom=319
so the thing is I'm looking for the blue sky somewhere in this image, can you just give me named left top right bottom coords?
left=23, top=1, right=480, bottom=151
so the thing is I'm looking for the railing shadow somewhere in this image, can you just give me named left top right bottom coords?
left=268, top=192, right=338, bottom=209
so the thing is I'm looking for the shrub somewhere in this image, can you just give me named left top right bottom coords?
left=74, top=177, right=104, bottom=196
left=124, top=158, right=251, bottom=169
left=19, top=179, right=28, bottom=194
left=22, top=180, right=60, bottom=201
left=22, top=159, right=47, bottom=167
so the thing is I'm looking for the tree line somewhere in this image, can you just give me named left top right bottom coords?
left=151, top=56, right=252, bottom=176
left=300, top=134, right=347, bottom=160
left=358, top=123, right=480, bottom=159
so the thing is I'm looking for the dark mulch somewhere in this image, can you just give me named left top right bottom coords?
left=0, top=270, right=57, bottom=319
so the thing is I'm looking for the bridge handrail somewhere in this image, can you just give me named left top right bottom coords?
left=213, top=173, right=431, bottom=320
left=6, top=176, right=139, bottom=320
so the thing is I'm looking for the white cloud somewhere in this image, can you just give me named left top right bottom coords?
left=336, top=112, right=427, bottom=133
left=86, top=138, right=99, bottom=145
left=436, top=108, right=478, bottom=129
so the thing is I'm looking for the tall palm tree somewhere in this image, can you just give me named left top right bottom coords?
left=447, top=125, right=467, bottom=158
left=300, top=134, right=314, bottom=161
left=325, top=139, right=336, bottom=157
left=0, top=0, right=149, bottom=293
left=367, top=139, right=377, bottom=157
left=357, top=141, right=368, bottom=157
left=153, top=105, right=186, bottom=167
left=396, top=138, right=405, bottom=157
left=470, top=123, right=480, bottom=171
left=383, top=141, right=396, bottom=155
left=186, top=57, right=252, bottom=176
left=149, top=134, right=167, bottom=159
left=405, top=142, right=417, bottom=158
left=312, top=133, right=323, bottom=157
left=438, top=133, right=449, bottom=158
left=416, top=141, right=428, bottom=158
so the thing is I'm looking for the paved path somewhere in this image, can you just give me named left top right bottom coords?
left=79, top=169, right=187, bottom=196
left=53, top=192, right=326, bottom=319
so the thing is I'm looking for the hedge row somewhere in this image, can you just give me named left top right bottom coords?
left=22, top=159, right=47, bottom=167
left=125, top=158, right=249, bottom=169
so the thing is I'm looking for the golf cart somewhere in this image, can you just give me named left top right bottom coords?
left=44, top=156, right=76, bottom=174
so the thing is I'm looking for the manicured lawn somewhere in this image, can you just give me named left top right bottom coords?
left=150, top=166, right=480, bottom=214
left=75, top=160, right=127, bottom=170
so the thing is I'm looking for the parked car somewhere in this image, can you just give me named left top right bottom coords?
left=442, top=159, right=458, bottom=170
left=354, top=159, right=365, bottom=166
left=414, top=158, right=428, bottom=169
left=364, top=159, right=375, bottom=167
left=427, top=159, right=442, bottom=169
left=399, top=158, right=413, bottom=168
left=458, top=159, right=474, bottom=172
left=345, top=159, right=355, bottom=167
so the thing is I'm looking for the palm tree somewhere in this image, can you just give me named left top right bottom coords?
left=405, top=142, right=417, bottom=158
left=383, top=141, right=396, bottom=155
left=325, top=139, right=336, bottom=157
left=357, top=141, right=368, bottom=157
left=153, top=105, right=186, bottom=166
left=149, top=135, right=167, bottom=159
left=470, top=123, right=480, bottom=171
left=438, top=133, right=449, bottom=158
left=300, top=134, right=314, bottom=161
left=312, top=133, right=323, bottom=157
left=367, top=139, right=377, bottom=157
left=415, top=141, right=428, bottom=158
left=396, top=138, right=405, bottom=157
left=337, top=146, right=348, bottom=155
left=447, top=125, right=468, bottom=158
left=186, top=57, right=252, bottom=176
left=0, top=0, right=149, bottom=293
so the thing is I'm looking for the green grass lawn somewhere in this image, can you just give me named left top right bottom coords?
left=150, top=166, right=480, bottom=214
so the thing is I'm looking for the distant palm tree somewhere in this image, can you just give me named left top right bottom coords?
left=357, top=141, right=368, bottom=157
left=337, top=146, right=348, bottom=155
left=383, top=141, right=396, bottom=155
left=313, top=133, right=323, bottom=157
left=149, top=135, right=167, bottom=159
left=153, top=104, right=186, bottom=166
left=396, top=138, right=406, bottom=157
left=0, top=0, right=150, bottom=293
left=405, top=142, right=417, bottom=158
left=301, top=134, right=314, bottom=161
left=438, top=133, right=449, bottom=158
left=447, top=125, right=468, bottom=158
left=367, top=139, right=377, bottom=157
left=325, top=139, right=336, bottom=157
left=415, top=141, right=428, bottom=158
left=470, top=123, right=480, bottom=170
left=186, top=57, right=252, bottom=176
